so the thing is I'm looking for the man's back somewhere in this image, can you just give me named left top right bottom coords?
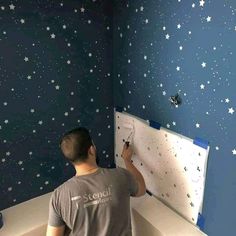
left=48, top=167, right=138, bottom=236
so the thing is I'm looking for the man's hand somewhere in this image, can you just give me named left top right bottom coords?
left=121, top=143, right=146, bottom=197
left=121, top=143, right=133, bottom=162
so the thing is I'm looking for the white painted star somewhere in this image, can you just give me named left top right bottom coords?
left=140, top=6, right=144, bottom=11
left=46, top=26, right=50, bottom=31
left=165, top=34, right=170, bottom=40
left=38, top=120, right=43, bottom=125
left=6, top=152, right=11, bottom=156
left=215, top=146, right=219, bottom=150
left=144, top=55, right=147, bottom=60
left=145, top=19, right=149, bottom=24
left=3, top=102, right=7, bottom=106
left=177, top=24, right=181, bottom=29
left=1, top=6, right=5, bottom=10
left=27, top=75, right=32, bottom=80
left=88, top=53, right=92, bottom=57
left=166, top=124, right=170, bottom=128
left=142, top=105, right=146, bottom=109
left=179, top=46, right=183, bottom=50
left=80, top=7, right=85, bottom=12
left=30, top=109, right=35, bottom=113
left=55, top=85, right=60, bottom=90
left=62, top=25, right=66, bottom=29
left=172, top=121, right=176, bottom=126
left=201, top=62, right=206, bottom=68
left=225, top=98, right=230, bottom=103
left=199, top=0, right=205, bottom=7
left=176, top=66, right=180, bottom=71
left=67, top=60, right=71, bottom=64
left=196, top=123, right=200, bottom=128
left=51, top=33, right=56, bottom=39
left=24, top=57, right=29, bottom=62
left=64, top=112, right=69, bottom=116
left=232, top=149, right=236, bottom=155
left=192, top=3, right=196, bottom=8
left=200, top=84, right=205, bottom=89
left=162, top=91, right=166, bottom=96
left=20, top=19, right=25, bottom=24
left=163, top=26, right=166, bottom=31
left=206, top=16, right=212, bottom=22
left=228, top=107, right=235, bottom=114
left=9, top=4, right=15, bottom=10
left=4, top=120, right=9, bottom=124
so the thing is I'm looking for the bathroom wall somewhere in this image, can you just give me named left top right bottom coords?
left=113, top=1, right=236, bottom=235
left=0, top=0, right=114, bottom=210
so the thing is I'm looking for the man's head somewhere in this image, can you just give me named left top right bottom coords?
left=60, top=127, right=96, bottom=164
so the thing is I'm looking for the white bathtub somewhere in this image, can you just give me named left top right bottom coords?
left=0, top=192, right=206, bottom=236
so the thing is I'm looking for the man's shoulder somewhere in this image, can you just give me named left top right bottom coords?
left=102, top=166, right=126, bottom=173
left=102, top=166, right=129, bottom=178
left=51, top=176, right=75, bottom=196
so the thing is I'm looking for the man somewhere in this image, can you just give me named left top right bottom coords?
left=47, top=127, right=146, bottom=236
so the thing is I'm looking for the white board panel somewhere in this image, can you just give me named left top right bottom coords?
left=115, top=111, right=210, bottom=225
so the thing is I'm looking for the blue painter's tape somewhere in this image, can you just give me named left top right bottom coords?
left=115, top=106, right=123, bottom=112
left=197, top=213, right=205, bottom=231
left=149, top=120, right=161, bottom=130
left=193, top=137, right=209, bottom=150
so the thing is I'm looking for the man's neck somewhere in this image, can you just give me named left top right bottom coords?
left=74, top=161, right=98, bottom=176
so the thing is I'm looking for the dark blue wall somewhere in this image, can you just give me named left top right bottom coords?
left=113, top=1, right=236, bottom=235
left=0, top=0, right=114, bottom=210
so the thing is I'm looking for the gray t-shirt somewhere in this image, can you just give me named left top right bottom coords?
left=48, top=167, right=139, bottom=236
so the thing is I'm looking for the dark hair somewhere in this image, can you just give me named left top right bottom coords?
left=60, top=127, right=93, bottom=163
